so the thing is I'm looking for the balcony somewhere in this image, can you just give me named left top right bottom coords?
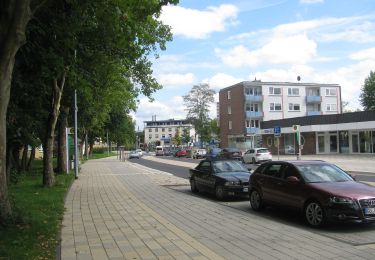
left=306, top=96, right=322, bottom=103
left=246, top=127, right=260, bottom=135
left=306, top=111, right=322, bottom=116
left=245, top=95, right=263, bottom=102
left=246, top=111, right=263, bottom=118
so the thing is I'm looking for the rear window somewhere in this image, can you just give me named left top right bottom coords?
left=257, top=149, right=269, bottom=153
left=156, top=147, right=163, bottom=151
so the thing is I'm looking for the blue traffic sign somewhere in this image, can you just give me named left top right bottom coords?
left=274, top=126, right=281, bottom=137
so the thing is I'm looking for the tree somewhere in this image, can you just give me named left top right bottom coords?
left=183, top=83, right=215, bottom=146
left=0, top=0, right=36, bottom=223
left=360, top=71, right=375, bottom=111
left=181, top=127, right=191, bottom=145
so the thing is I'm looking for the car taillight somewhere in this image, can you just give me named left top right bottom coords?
left=269, top=152, right=272, bottom=155
left=256, top=153, right=260, bottom=156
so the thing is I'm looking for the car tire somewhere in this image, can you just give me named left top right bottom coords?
left=252, top=157, right=256, bottom=165
left=190, top=178, right=198, bottom=193
left=215, top=185, right=225, bottom=200
left=304, top=200, right=325, bottom=227
left=250, top=189, right=263, bottom=211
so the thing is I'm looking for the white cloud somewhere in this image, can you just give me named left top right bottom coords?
left=349, top=47, right=375, bottom=60
left=134, top=97, right=186, bottom=130
left=203, top=73, right=243, bottom=91
left=158, top=73, right=196, bottom=87
left=300, top=0, right=324, bottom=4
left=215, top=34, right=317, bottom=67
left=160, top=4, right=238, bottom=39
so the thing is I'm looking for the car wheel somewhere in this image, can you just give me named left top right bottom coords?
left=215, top=186, right=225, bottom=200
left=305, top=201, right=325, bottom=227
left=252, top=157, right=256, bottom=165
left=250, top=189, right=263, bottom=211
left=190, top=178, right=198, bottom=193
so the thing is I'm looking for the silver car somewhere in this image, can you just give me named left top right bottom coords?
left=242, top=148, right=272, bottom=164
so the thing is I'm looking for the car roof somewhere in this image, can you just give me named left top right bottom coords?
left=265, top=160, right=328, bottom=165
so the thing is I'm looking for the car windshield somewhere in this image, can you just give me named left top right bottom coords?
left=213, top=160, right=248, bottom=173
left=296, top=164, right=353, bottom=183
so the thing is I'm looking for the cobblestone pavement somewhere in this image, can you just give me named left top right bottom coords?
left=61, top=157, right=375, bottom=260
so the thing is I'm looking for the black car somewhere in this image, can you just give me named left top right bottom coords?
left=219, top=148, right=242, bottom=161
left=189, top=158, right=251, bottom=200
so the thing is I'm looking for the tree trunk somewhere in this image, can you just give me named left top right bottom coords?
left=57, top=106, right=69, bottom=174
left=0, top=0, right=32, bottom=223
left=43, top=74, right=66, bottom=187
left=5, top=144, right=13, bottom=186
left=26, top=146, right=35, bottom=171
left=21, top=144, right=28, bottom=171
left=89, top=142, right=94, bottom=157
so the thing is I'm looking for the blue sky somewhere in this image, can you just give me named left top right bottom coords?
left=132, top=0, right=375, bottom=130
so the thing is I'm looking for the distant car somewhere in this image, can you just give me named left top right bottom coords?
left=205, top=148, right=222, bottom=158
left=249, top=160, right=375, bottom=227
left=128, top=150, right=140, bottom=159
left=155, top=146, right=164, bottom=156
left=189, top=158, right=251, bottom=200
left=219, top=148, right=242, bottom=161
left=175, top=149, right=187, bottom=157
left=193, top=149, right=207, bottom=159
left=242, top=148, right=272, bottom=164
left=136, top=149, right=143, bottom=157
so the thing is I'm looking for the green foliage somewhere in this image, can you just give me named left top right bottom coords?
left=0, top=171, right=74, bottom=259
left=182, top=127, right=191, bottom=144
left=360, top=71, right=375, bottom=111
left=183, top=83, right=216, bottom=142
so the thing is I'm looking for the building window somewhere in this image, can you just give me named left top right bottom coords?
left=168, top=128, right=172, bottom=132
left=326, top=104, right=337, bottom=111
left=148, top=128, right=152, bottom=132
left=227, top=91, right=231, bottom=100
left=246, top=120, right=259, bottom=128
left=325, top=88, right=337, bottom=96
left=162, top=134, right=165, bottom=138
left=162, top=128, right=165, bottom=132
left=270, top=103, right=282, bottom=111
left=155, top=134, right=159, bottom=138
left=245, top=87, right=261, bottom=95
left=288, top=88, right=299, bottom=96
left=246, top=103, right=259, bottom=112
left=269, top=87, right=281, bottom=95
left=228, top=106, right=231, bottom=114
left=229, top=121, right=232, bottom=130
left=288, top=103, right=300, bottom=111
left=169, top=134, right=172, bottom=138
left=149, top=134, right=152, bottom=139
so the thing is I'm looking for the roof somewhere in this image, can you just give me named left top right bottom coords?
left=220, top=80, right=340, bottom=92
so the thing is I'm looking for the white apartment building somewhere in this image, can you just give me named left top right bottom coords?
left=219, top=80, right=341, bottom=148
left=143, top=118, right=196, bottom=148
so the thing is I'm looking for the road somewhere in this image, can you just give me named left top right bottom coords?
left=129, top=155, right=375, bottom=247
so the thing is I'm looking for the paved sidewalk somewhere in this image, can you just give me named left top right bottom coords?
left=60, top=157, right=375, bottom=259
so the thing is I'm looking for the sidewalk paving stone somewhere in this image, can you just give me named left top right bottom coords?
left=61, top=156, right=375, bottom=259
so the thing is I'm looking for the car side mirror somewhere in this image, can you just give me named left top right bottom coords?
left=286, top=176, right=300, bottom=183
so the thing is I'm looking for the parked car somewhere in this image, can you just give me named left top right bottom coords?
left=242, top=148, right=272, bottom=164
left=189, top=158, right=251, bottom=200
left=249, top=160, right=375, bottom=227
left=193, top=149, right=207, bottom=159
left=219, top=148, right=242, bottom=161
left=136, top=149, right=143, bottom=157
left=128, top=150, right=140, bottom=159
left=175, top=149, right=187, bottom=157
left=155, top=146, right=164, bottom=156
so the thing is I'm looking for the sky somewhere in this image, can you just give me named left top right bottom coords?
left=132, top=0, right=375, bottom=130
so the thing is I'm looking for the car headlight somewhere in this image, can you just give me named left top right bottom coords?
left=224, top=181, right=241, bottom=186
left=329, top=196, right=354, bottom=204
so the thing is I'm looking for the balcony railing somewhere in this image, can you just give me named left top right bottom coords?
left=306, top=111, right=322, bottom=116
left=245, top=111, right=263, bottom=118
left=245, top=95, right=263, bottom=102
left=246, top=127, right=260, bottom=135
left=306, top=96, right=322, bottom=103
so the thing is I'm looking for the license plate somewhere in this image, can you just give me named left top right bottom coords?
left=364, top=208, right=375, bottom=215
left=243, top=187, right=248, bottom=192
